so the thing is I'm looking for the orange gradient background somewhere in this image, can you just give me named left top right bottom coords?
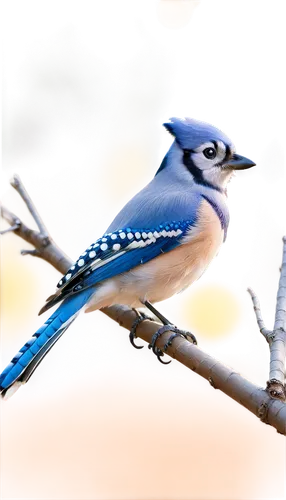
left=0, top=118, right=285, bottom=500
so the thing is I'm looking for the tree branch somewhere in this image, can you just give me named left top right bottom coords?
left=1, top=176, right=286, bottom=434
left=102, top=305, right=286, bottom=433
left=247, top=288, right=273, bottom=341
left=246, top=240, right=286, bottom=401
left=267, top=237, right=286, bottom=400
left=0, top=221, right=21, bottom=235
left=11, top=174, right=49, bottom=237
left=0, top=202, right=72, bottom=274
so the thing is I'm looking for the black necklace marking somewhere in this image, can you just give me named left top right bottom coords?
left=201, top=194, right=227, bottom=230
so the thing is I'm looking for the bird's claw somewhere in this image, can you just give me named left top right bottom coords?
left=131, top=309, right=197, bottom=364
left=148, top=325, right=197, bottom=364
left=129, top=310, right=154, bottom=349
left=148, top=325, right=179, bottom=364
left=164, top=325, right=198, bottom=351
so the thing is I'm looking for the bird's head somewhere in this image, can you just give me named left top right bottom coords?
left=159, top=117, right=255, bottom=191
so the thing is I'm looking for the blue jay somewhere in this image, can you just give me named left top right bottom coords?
left=0, top=118, right=255, bottom=397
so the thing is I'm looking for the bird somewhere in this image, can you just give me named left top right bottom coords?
left=0, top=117, right=255, bottom=398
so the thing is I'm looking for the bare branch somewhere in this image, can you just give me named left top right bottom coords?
left=1, top=176, right=286, bottom=434
left=21, top=249, right=42, bottom=257
left=267, top=237, right=286, bottom=395
left=247, top=287, right=273, bottom=341
left=10, top=174, right=49, bottom=237
left=0, top=203, right=72, bottom=274
left=0, top=222, right=21, bottom=235
left=103, top=305, right=286, bottom=434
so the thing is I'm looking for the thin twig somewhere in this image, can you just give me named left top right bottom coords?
left=268, top=237, right=286, bottom=392
left=0, top=219, right=21, bottom=235
left=21, top=249, right=41, bottom=257
left=1, top=203, right=72, bottom=274
left=247, top=287, right=273, bottom=341
left=11, top=175, right=49, bottom=237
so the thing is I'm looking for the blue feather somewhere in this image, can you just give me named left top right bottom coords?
left=0, top=116, right=235, bottom=398
left=1, top=218, right=197, bottom=395
left=0, top=288, right=94, bottom=396
left=163, top=117, right=233, bottom=151
left=83, top=231, right=182, bottom=287
left=58, top=220, right=197, bottom=294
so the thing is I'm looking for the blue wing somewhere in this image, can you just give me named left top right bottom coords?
left=39, top=219, right=197, bottom=314
left=38, top=167, right=204, bottom=314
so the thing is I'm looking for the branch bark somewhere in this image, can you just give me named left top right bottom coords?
left=1, top=175, right=286, bottom=434
left=246, top=282, right=286, bottom=401
left=10, top=175, right=49, bottom=237
left=267, top=236, right=286, bottom=400
left=247, top=288, right=273, bottom=341
left=103, top=305, right=286, bottom=434
left=1, top=193, right=71, bottom=274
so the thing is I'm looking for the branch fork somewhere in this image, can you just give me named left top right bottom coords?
left=1, top=175, right=286, bottom=434
left=247, top=237, right=286, bottom=403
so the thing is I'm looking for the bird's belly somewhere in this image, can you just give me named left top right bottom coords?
left=112, top=200, right=224, bottom=305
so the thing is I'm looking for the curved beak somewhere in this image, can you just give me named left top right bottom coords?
left=225, top=153, right=256, bottom=170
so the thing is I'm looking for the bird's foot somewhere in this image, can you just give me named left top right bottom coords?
left=129, top=310, right=154, bottom=349
left=130, top=300, right=197, bottom=364
left=148, top=325, right=197, bottom=364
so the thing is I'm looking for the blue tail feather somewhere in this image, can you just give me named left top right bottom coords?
left=0, top=288, right=94, bottom=397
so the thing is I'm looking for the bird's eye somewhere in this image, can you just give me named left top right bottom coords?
left=203, top=147, right=216, bottom=159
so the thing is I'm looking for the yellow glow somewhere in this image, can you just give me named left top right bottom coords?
left=182, top=285, right=240, bottom=338
left=98, top=135, right=153, bottom=210
left=157, top=0, right=200, bottom=29
left=0, top=235, right=50, bottom=349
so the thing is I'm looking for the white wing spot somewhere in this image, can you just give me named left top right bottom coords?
left=113, top=243, right=121, bottom=251
left=59, top=280, right=63, bottom=286
left=101, top=243, right=108, bottom=251
left=66, top=273, right=72, bottom=280
left=81, top=251, right=87, bottom=257
left=142, top=232, right=147, bottom=239
left=128, top=241, right=138, bottom=249
left=71, top=266, right=75, bottom=270
left=135, top=232, right=141, bottom=239
left=78, top=259, right=85, bottom=267
left=119, top=232, right=126, bottom=239
left=111, top=234, right=117, bottom=240
left=127, top=232, right=133, bottom=240
left=102, top=237, right=107, bottom=242
left=89, top=251, right=96, bottom=258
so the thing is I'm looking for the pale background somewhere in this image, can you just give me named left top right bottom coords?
left=1, top=23, right=285, bottom=500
